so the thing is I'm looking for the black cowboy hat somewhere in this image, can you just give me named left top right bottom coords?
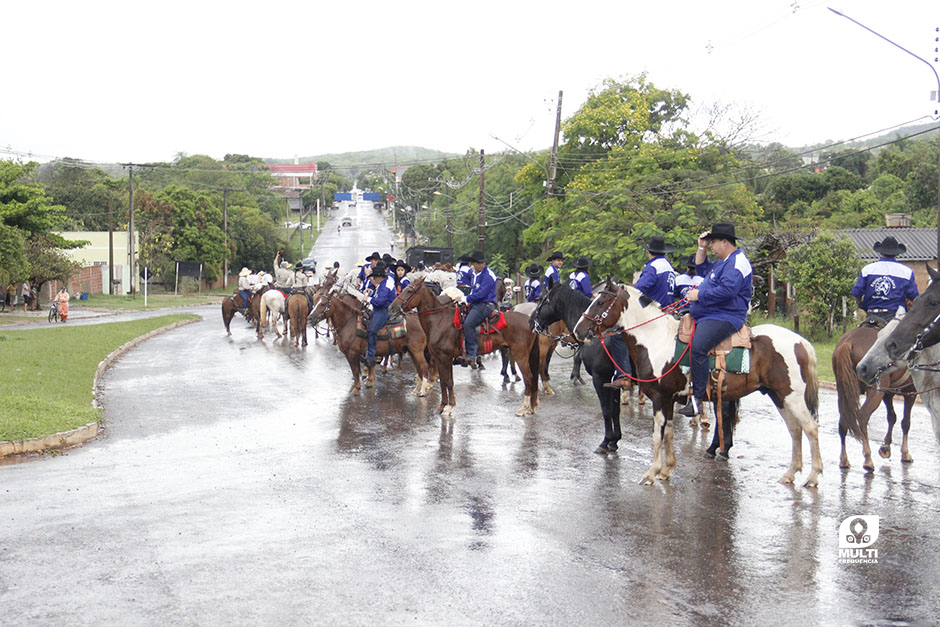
left=371, top=260, right=387, bottom=277
left=644, top=235, right=675, bottom=255
left=457, top=254, right=471, bottom=263
left=365, top=251, right=381, bottom=262
left=703, top=223, right=736, bottom=244
left=382, top=253, right=395, bottom=265
left=684, top=253, right=697, bottom=269
left=394, top=259, right=412, bottom=274
left=546, top=251, right=564, bottom=262
left=295, top=262, right=304, bottom=270
left=873, top=236, right=907, bottom=257
left=468, top=250, right=486, bottom=264
left=574, top=256, right=591, bottom=270
left=525, top=263, right=541, bottom=278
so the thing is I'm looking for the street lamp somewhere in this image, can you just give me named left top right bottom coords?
left=828, top=7, right=940, bottom=257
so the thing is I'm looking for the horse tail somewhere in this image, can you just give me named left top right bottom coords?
left=803, top=340, right=819, bottom=421
left=259, top=296, right=268, bottom=331
left=832, top=340, right=864, bottom=441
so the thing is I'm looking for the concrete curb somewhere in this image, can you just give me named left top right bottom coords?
left=0, top=317, right=201, bottom=459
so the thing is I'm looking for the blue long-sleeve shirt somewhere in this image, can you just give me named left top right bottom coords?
left=568, top=270, right=592, bottom=298
left=524, top=278, right=542, bottom=302
left=467, top=267, right=498, bottom=304
left=457, top=263, right=473, bottom=288
left=850, top=258, right=919, bottom=312
left=634, top=256, right=676, bottom=306
left=690, top=248, right=753, bottom=328
left=544, top=265, right=561, bottom=289
left=369, top=275, right=397, bottom=309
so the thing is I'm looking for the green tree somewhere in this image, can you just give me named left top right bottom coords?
left=782, top=233, right=862, bottom=338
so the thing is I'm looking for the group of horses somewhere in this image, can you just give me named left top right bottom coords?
left=222, top=264, right=940, bottom=490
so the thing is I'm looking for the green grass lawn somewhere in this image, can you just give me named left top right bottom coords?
left=0, top=314, right=198, bottom=441
left=79, top=291, right=224, bottom=310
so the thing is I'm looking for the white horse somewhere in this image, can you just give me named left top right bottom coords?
left=258, top=289, right=287, bottom=340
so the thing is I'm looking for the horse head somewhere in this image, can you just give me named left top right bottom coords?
left=531, top=283, right=560, bottom=333
left=573, top=278, right=627, bottom=341
left=307, top=284, right=339, bottom=325
left=390, top=276, right=426, bottom=316
left=856, top=319, right=907, bottom=386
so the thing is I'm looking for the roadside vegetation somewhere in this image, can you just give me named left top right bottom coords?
left=0, top=314, right=198, bottom=441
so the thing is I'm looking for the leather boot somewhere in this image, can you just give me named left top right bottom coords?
left=603, top=376, right=632, bottom=390
left=677, top=396, right=700, bottom=417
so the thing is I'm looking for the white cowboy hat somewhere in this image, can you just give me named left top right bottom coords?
left=239, top=267, right=250, bottom=277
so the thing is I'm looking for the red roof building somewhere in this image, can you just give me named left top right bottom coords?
left=267, top=162, right=318, bottom=188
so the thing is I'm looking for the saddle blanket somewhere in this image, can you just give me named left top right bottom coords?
left=672, top=340, right=750, bottom=374
left=356, top=316, right=408, bottom=340
left=453, top=308, right=508, bottom=333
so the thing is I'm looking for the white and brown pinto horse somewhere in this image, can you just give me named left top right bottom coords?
left=572, top=280, right=823, bottom=487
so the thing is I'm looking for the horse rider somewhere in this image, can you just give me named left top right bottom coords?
left=456, top=250, right=498, bottom=368
left=604, top=238, right=677, bottom=390
left=393, top=259, right=412, bottom=294
left=499, top=277, right=515, bottom=311
left=544, top=251, right=564, bottom=290
left=237, top=267, right=252, bottom=313
left=274, top=252, right=294, bottom=290
left=358, top=251, right=381, bottom=289
left=678, top=222, right=753, bottom=418
left=456, top=254, right=473, bottom=295
left=673, top=253, right=703, bottom=315
left=523, top=263, right=542, bottom=302
left=363, top=260, right=396, bottom=367
left=293, top=262, right=308, bottom=288
left=635, top=236, right=677, bottom=307
left=568, top=256, right=594, bottom=298
left=851, top=235, right=919, bottom=323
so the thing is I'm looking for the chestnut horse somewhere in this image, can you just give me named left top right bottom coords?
left=573, top=280, right=822, bottom=487
left=390, top=276, right=541, bottom=417
left=286, top=292, right=310, bottom=347
left=833, top=319, right=916, bottom=471
left=308, top=285, right=431, bottom=395
left=222, top=291, right=250, bottom=335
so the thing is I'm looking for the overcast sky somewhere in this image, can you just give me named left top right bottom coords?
left=2, top=0, right=938, bottom=165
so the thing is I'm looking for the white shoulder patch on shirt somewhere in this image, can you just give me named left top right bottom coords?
left=861, top=260, right=914, bottom=280
left=734, top=252, right=752, bottom=278
left=649, top=257, right=674, bottom=274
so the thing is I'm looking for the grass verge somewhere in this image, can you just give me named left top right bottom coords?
left=80, top=292, right=223, bottom=310
left=0, top=314, right=198, bottom=441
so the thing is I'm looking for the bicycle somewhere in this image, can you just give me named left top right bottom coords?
left=48, top=300, right=59, bottom=323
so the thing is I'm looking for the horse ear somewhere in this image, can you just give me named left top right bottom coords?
left=928, top=260, right=940, bottom=284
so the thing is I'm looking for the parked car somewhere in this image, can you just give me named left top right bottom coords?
left=341, top=217, right=352, bottom=227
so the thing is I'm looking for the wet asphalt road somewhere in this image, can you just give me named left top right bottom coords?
left=2, top=207, right=940, bottom=626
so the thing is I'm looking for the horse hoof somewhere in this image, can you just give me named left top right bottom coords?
left=594, top=446, right=609, bottom=455
left=878, top=446, right=891, bottom=459
left=839, top=461, right=850, bottom=469
left=700, top=421, right=710, bottom=429
left=607, top=443, right=618, bottom=452
left=902, top=456, right=913, bottom=463
left=778, top=475, right=795, bottom=484
left=863, top=464, right=875, bottom=473
left=715, top=452, right=729, bottom=462
left=703, top=450, right=716, bottom=460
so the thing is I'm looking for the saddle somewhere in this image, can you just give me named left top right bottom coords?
left=453, top=305, right=508, bottom=334
left=356, top=314, right=408, bottom=341
left=674, top=313, right=752, bottom=374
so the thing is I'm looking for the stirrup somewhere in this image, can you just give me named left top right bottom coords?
left=677, top=397, right=700, bottom=417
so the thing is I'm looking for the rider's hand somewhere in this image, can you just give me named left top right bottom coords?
left=686, top=288, right=700, bottom=302
left=697, top=231, right=709, bottom=250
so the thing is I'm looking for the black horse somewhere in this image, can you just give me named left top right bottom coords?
left=531, top=285, right=626, bottom=453
left=532, top=284, right=738, bottom=459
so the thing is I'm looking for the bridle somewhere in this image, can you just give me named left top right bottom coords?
left=579, top=289, right=621, bottom=338
left=531, top=291, right=581, bottom=349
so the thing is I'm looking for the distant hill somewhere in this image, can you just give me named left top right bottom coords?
left=791, top=121, right=938, bottom=153
left=266, top=146, right=459, bottom=170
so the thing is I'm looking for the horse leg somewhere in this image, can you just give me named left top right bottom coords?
left=839, top=417, right=851, bottom=469
left=900, top=396, right=914, bottom=463
left=878, top=394, right=898, bottom=459
left=659, top=410, right=677, bottom=480
left=500, top=347, right=511, bottom=384
left=592, top=377, right=616, bottom=453
left=541, top=340, right=554, bottom=395
left=856, top=390, right=880, bottom=472
left=570, top=349, right=585, bottom=385
left=346, top=354, right=362, bottom=394
left=640, top=408, right=667, bottom=485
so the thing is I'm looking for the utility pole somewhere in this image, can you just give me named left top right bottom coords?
left=446, top=194, right=452, bottom=250
left=222, top=188, right=229, bottom=288
left=547, top=90, right=563, bottom=197
left=478, top=149, right=486, bottom=253
left=127, top=165, right=135, bottom=295
left=108, top=195, right=114, bottom=295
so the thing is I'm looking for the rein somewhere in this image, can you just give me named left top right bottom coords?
left=598, top=319, right=694, bottom=384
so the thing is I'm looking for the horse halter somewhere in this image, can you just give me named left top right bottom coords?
left=903, top=306, right=940, bottom=365
left=580, top=289, right=620, bottom=336
left=397, top=281, right=422, bottom=312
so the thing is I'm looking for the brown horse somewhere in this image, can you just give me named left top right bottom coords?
left=221, top=291, right=249, bottom=335
left=286, top=292, right=310, bottom=347
left=834, top=319, right=916, bottom=471
left=573, top=280, right=823, bottom=487
left=308, top=286, right=431, bottom=395
left=390, top=276, right=541, bottom=417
